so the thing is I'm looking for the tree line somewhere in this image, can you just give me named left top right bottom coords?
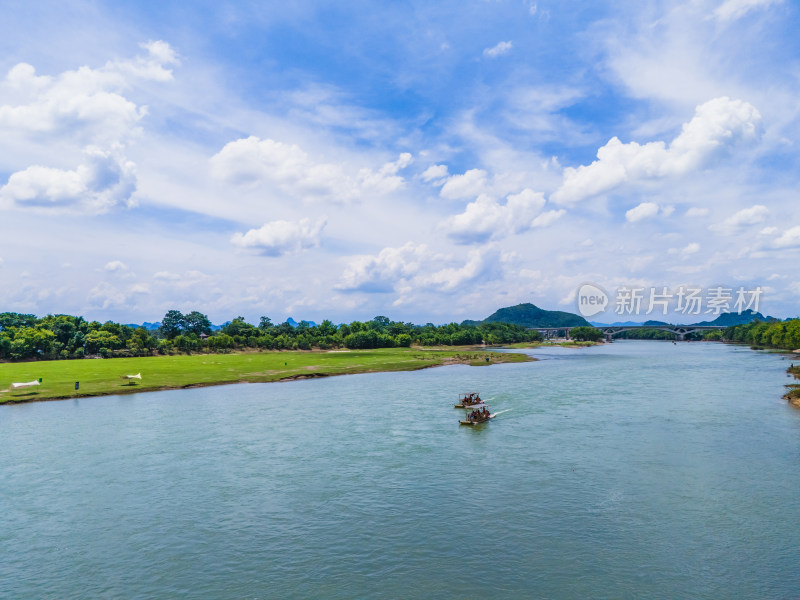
left=0, top=310, right=543, bottom=361
left=722, top=318, right=800, bottom=350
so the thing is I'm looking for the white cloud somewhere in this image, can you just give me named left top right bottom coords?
left=714, top=0, right=784, bottom=22
left=0, top=147, right=136, bottom=214
left=669, top=242, right=701, bottom=257
left=337, top=242, right=502, bottom=297
left=357, top=152, right=412, bottom=195
left=0, top=41, right=177, bottom=144
left=531, top=209, right=566, bottom=227
left=104, top=260, right=128, bottom=272
left=0, top=42, right=177, bottom=217
left=114, top=40, right=180, bottom=81
left=683, top=242, right=701, bottom=255
left=773, top=225, right=800, bottom=248
left=709, top=204, right=770, bottom=233
left=438, top=168, right=488, bottom=199
left=551, top=97, right=762, bottom=205
left=420, top=164, right=449, bottom=183
left=336, top=242, right=428, bottom=293
left=231, top=217, right=327, bottom=256
left=441, top=188, right=554, bottom=243
left=152, top=270, right=211, bottom=288
left=210, top=137, right=410, bottom=203
left=87, top=281, right=128, bottom=310
left=483, top=41, right=513, bottom=58
left=153, top=271, right=181, bottom=281
left=686, top=207, right=710, bottom=217
left=419, top=246, right=502, bottom=292
left=625, top=202, right=660, bottom=222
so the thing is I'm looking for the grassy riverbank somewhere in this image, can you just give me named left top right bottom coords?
left=0, top=347, right=532, bottom=404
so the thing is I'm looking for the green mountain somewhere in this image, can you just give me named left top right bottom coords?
left=467, top=303, right=591, bottom=328
left=692, top=309, right=776, bottom=327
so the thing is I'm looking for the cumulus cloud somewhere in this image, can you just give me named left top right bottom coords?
left=357, top=152, right=412, bottom=195
left=231, top=217, right=326, bottom=256
left=551, top=97, right=762, bottom=205
left=336, top=242, right=428, bottom=293
left=418, top=246, right=502, bottom=292
left=713, top=0, right=784, bottom=22
left=438, top=168, right=489, bottom=200
left=625, top=201, right=660, bottom=222
left=441, top=188, right=558, bottom=243
left=0, top=41, right=177, bottom=144
left=336, top=242, right=503, bottom=296
left=210, top=137, right=410, bottom=203
left=0, top=42, right=176, bottom=216
left=0, top=147, right=136, bottom=213
left=532, top=209, right=566, bottom=227
left=483, top=41, right=513, bottom=58
left=709, top=204, right=770, bottom=233
left=773, top=225, right=800, bottom=248
left=420, top=164, right=449, bottom=183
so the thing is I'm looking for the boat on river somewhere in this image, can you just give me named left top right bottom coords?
left=454, top=392, right=484, bottom=408
left=459, top=407, right=495, bottom=426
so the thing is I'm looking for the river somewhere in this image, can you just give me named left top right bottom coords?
left=2, top=340, right=799, bottom=598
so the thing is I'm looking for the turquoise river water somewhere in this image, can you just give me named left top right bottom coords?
left=2, top=340, right=800, bottom=598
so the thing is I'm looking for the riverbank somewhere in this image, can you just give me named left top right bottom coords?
left=502, top=340, right=602, bottom=349
left=785, top=363, right=800, bottom=408
left=0, top=346, right=532, bottom=404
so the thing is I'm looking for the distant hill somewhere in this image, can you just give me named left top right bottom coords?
left=125, top=322, right=161, bottom=331
left=286, top=318, right=317, bottom=328
left=467, top=303, right=590, bottom=328
left=692, top=309, right=776, bottom=327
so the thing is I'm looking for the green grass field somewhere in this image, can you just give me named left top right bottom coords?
left=0, top=347, right=531, bottom=403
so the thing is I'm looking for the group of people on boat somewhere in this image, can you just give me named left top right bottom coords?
left=467, top=407, right=490, bottom=422
left=461, top=393, right=482, bottom=406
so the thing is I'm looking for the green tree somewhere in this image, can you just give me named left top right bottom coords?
left=127, top=327, right=156, bottom=355
left=221, top=316, right=257, bottom=338
left=160, top=310, right=186, bottom=340
left=0, top=312, right=37, bottom=330
left=85, top=330, right=122, bottom=354
left=317, top=319, right=338, bottom=337
left=570, top=326, right=603, bottom=342
left=184, top=311, right=212, bottom=336
left=0, top=332, right=11, bottom=358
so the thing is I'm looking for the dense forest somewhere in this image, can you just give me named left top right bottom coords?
left=0, top=310, right=543, bottom=361
left=723, top=318, right=800, bottom=350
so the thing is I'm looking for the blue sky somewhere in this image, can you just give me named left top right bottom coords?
left=1, top=0, right=799, bottom=325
